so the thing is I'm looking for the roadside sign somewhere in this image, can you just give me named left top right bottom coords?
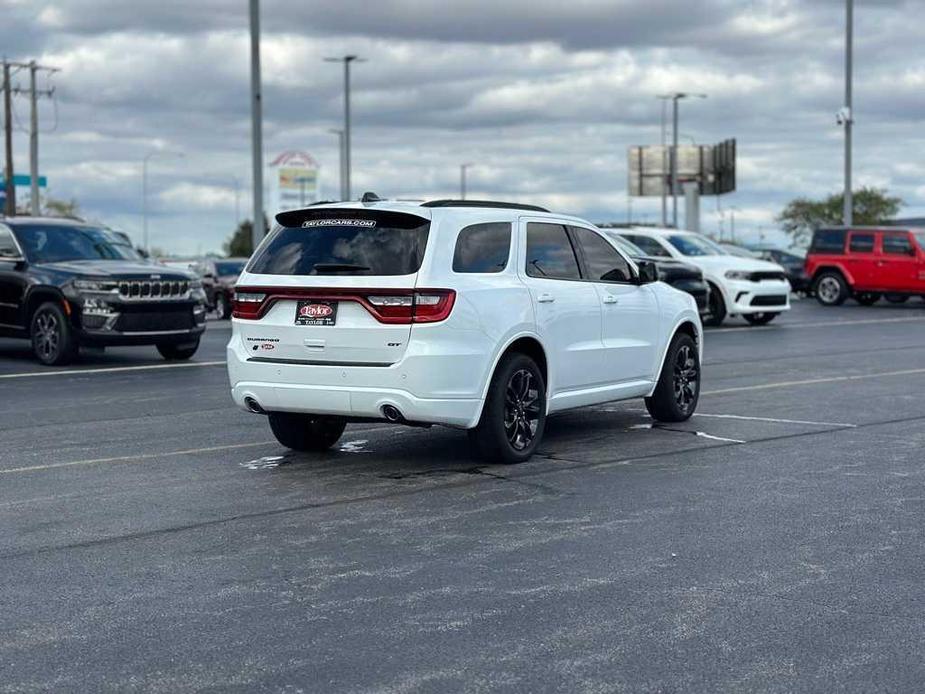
left=0, top=175, right=48, bottom=188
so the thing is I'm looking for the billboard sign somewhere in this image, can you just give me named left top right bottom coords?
left=628, top=138, right=735, bottom=197
left=269, top=151, right=321, bottom=214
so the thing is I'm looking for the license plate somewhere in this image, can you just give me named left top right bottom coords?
left=295, top=300, right=337, bottom=326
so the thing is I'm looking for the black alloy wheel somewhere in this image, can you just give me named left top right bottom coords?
left=469, top=352, right=546, bottom=464
left=645, top=332, right=700, bottom=422
left=702, top=285, right=726, bottom=327
left=30, top=301, right=78, bottom=366
left=503, top=368, right=543, bottom=452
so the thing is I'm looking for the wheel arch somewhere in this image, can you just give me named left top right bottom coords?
left=468, top=332, right=549, bottom=429
left=648, top=316, right=702, bottom=398
left=23, top=286, right=71, bottom=327
left=812, top=264, right=854, bottom=287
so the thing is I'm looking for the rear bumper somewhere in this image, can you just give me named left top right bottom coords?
left=226, top=326, right=487, bottom=428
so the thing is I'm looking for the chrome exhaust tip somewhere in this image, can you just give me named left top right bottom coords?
left=381, top=404, right=404, bottom=423
left=244, top=397, right=266, bottom=415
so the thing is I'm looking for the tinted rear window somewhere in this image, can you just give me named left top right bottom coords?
left=849, top=233, right=875, bottom=253
left=883, top=233, right=914, bottom=255
left=810, top=229, right=846, bottom=254
left=248, top=215, right=430, bottom=276
left=525, top=223, right=581, bottom=280
left=453, top=222, right=511, bottom=273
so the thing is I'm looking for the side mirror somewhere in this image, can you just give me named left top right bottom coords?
left=636, top=260, right=659, bottom=284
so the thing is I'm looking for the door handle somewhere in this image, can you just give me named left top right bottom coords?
left=602, top=295, right=619, bottom=305
left=537, top=293, right=555, bottom=303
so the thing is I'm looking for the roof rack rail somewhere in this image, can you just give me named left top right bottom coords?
left=421, top=199, right=550, bottom=213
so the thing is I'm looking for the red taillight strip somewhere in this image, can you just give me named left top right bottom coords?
left=232, top=287, right=456, bottom=324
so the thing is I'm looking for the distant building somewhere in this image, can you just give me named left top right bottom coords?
left=889, top=217, right=925, bottom=227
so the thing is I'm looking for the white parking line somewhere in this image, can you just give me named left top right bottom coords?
left=691, top=412, right=857, bottom=428
left=0, top=441, right=275, bottom=475
left=702, top=367, right=925, bottom=395
left=0, top=360, right=226, bottom=380
left=712, top=315, right=925, bottom=334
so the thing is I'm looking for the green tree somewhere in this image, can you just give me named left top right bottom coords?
left=777, top=187, right=903, bottom=247
left=223, top=220, right=254, bottom=257
left=223, top=217, right=268, bottom=257
left=44, top=197, right=82, bottom=219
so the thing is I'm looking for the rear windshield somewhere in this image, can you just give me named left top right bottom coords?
left=248, top=215, right=430, bottom=276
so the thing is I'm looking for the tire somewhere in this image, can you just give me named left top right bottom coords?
left=743, top=312, right=780, bottom=325
left=30, top=301, right=78, bottom=366
left=814, top=271, right=849, bottom=306
left=854, top=292, right=881, bottom=306
left=157, top=339, right=200, bottom=361
left=884, top=294, right=909, bottom=304
left=268, top=412, right=347, bottom=452
left=215, top=293, right=231, bottom=320
left=702, top=284, right=726, bottom=327
left=469, top=352, right=546, bottom=464
left=645, top=332, right=700, bottom=423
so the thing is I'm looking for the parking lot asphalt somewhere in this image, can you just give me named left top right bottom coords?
left=2, top=299, right=925, bottom=692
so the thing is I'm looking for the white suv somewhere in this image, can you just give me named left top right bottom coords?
left=612, top=228, right=791, bottom=326
left=227, top=198, right=703, bottom=462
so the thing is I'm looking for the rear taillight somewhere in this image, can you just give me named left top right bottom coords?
left=364, top=291, right=455, bottom=323
left=231, top=288, right=455, bottom=324
left=232, top=291, right=266, bottom=319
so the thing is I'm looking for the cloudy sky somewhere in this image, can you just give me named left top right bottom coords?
left=2, top=0, right=923, bottom=254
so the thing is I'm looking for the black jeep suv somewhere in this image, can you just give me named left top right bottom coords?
left=0, top=217, right=207, bottom=365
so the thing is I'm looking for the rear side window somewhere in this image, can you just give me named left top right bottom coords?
left=0, top=228, right=19, bottom=258
left=525, top=223, right=580, bottom=280
left=625, top=234, right=671, bottom=257
left=810, top=229, right=846, bottom=254
left=453, top=222, right=511, bottom=273
left=248, top=214, right=430, bottom=276
left=883, top=233, right=914, bottom=255
left=849, top=233, right=875, bottom=253
left=570, top=227, right=632, bottom=282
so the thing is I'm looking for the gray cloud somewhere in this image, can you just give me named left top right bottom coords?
left=1, top=0, right=922, bottom=254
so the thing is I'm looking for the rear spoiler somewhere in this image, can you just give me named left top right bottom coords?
left=275, top=208, right=429, bottom=229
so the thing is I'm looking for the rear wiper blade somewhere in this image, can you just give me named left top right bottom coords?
left=312, top=263, right=372, bottom=273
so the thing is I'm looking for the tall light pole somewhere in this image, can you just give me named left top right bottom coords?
left=843, top=0, right=854, bottom=226
left=656, top=95, right=671, bottom=226
left=249, top=0, right=265, bottom=251
left=660, top=92, right=707, bottom=227
left=142, top=151, right=183, bottom=255
left=328, top=128, right=345, bottom=200
left=460, top=163, right=472, bottom=200
left=231, top=175, right=241, bottom=225
left=325, top=55, right=366, bottom=200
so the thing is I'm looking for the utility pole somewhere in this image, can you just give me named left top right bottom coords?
left=660, top=92, right=707, bottom=228
left=2, top=60, right=14, bottom=216
left=325, top=55, right=366, bottom=200
left=843, top=0, right=854, bottom=226
left=249, top=0, right=265, bottom=252
left=460, top=163, right=472, bottom=200
left=328, top=128, right=345, bottom=200
left=231, top=176, right=241, bottom=225
left=6, top=60, right=59, bottom=216
left=656, top=95, right=670, bottom=226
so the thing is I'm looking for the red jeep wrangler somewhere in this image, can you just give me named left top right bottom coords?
left=806, top=227, right=925, bottom=306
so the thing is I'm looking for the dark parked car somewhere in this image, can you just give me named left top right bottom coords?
left=190, top=258, right=248, bottom=320
left=603, top=231, right=710, bottom=314
left=0, top=217, right=207, bottom=365
left=754, top=247, right=810, bottom=293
